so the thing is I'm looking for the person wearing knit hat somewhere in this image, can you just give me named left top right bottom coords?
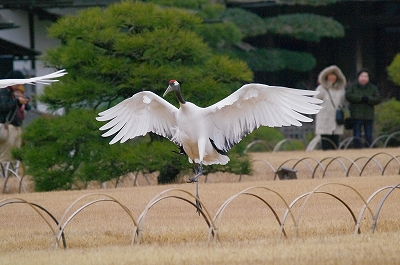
left=0, top=70, right=31, bottom=163
left=345, top=68, right=381, bottom=148
left=14, top=84, right=25, bottom=93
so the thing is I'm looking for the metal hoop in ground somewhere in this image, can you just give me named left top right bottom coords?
left=0, top=197, right=65, bottom=248
left=53, top=193, right=138, bottom=248
left=275, top=157, right=325, bottom=180
left=383, top=131, right=400, bottom=147
left=213, top=186, right=295, bottom=241
left=1, top=161, right=26, bottom=194
left=244, top=140, right=272, bottom=153
left=250, top=159, right=276, bottom=180
left=312, top=156, right=361, bottom=178
left=359, top=152, right=400, bottom=176
left=280, top=182, right=373, bottom=237
left=136, top=188, right=216, bottom=244
left=370, top=183, right=400, bottom=233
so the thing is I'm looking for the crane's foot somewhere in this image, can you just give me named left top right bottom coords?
left=187, top=163, right=203, bottom=183
left=196, top=197, right=202, bottom=215
left=187, top=176, right=198, bottom=183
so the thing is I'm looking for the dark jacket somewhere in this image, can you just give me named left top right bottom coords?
left=0, top=87, right=30, bottom=127
left=345, top=82, right=381, bottom=120
left=0, top=87, right=19, bottom=123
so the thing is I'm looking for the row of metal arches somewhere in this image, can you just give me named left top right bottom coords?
left=1, top=182, right=399, bottom=249
left=2, top=151, right=400, bottom=192
left=243, top=131, right=400, bottom=153
left=251, top=151, right=400, bottom=180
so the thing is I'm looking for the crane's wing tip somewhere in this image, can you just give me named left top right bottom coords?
left=109, top=139, right=119, bottom=145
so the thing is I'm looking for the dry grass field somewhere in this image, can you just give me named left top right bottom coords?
left=1, top=148, right=400, bottom=264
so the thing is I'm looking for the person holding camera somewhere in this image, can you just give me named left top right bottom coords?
left=0, top=70, right=31, bottom=163
left=12, top=84, right=31, bottom=126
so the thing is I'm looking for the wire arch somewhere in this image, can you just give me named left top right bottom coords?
left=319, top=137, right=338, bottom=150
left=347, top=156, right=379, bottom=176
left=243, top=140, right=272, bottom=153
left=53, top=193, right=138, bottom=248
left=371, top=183, right=400, bottom=233
left=136, top=189, right=216, bottom=244
left=250, top=159, right=276, bottom=175
left=383, top=131, right=400, bottom=147
left=275, top=157, right=325, bottom=179
left=313, top=156, right=361, bottom=178
left=1, top=161, right=26, bottom=194
left=281, top=190, right=364, bottom=237
left=369, top=134, right=388, bottom=148
left=273, top=138, right=299, bottom=152
left=358, top=152, right=397, bottom=176
left=280, top=182, right=373, bottom=237
left=0, top=198, right=62, bottom=248
left=213, top=186, right=295, bottom=240
left=338, top=136, right=364, bottom=150
left=382, top=155, right=400, bottom=175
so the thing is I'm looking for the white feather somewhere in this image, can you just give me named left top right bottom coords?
left=0, top=69, right=67, bottom=88
left=96, top=91, right=178, bottom=145
left=203, top=83, right=322, bottom=153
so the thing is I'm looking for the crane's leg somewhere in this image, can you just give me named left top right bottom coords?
left=188, top=162, right=202, bottom=182
left=187, top=162, right=203, bottom=215
left=195, top=176, right=202, bottom=215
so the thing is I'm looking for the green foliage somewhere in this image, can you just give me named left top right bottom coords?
left=387, top=53, right=400, bottom=86
left=130, top=1, right=344, bottom=75
left=275, top=0, right=338, bottom=5
left=234, top=127, right=285, bottom=153
left=375, top=98, right=400, bottom=136
left=265, top=13, right=345, bottom=42
left=196, top=21, right=242, bottom=49
left=235, top=48, right=316, bottom=72
left=221, top=8, right=266, bottom=38
left=141, top=0, right=208, bottom=9
left=197, top=3, right=226, bottom=20
left=23, top=1, right=254, bottom=190
left=43, top=2, right=252, bottom=110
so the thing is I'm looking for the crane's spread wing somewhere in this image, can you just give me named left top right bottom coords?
left=96, top=91, right=178, bottom=145
left=0, top=69, right=67, bottom=88
left=205, top=83, right=322, bottom=152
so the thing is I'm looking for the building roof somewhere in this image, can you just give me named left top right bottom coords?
left=0, top=37, right=40, bottom=59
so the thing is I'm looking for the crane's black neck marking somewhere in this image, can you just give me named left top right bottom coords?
left=175, top=89, right=186, bottom=104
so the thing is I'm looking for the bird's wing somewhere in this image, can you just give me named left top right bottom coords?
left=205, top=83, right=322, bottom=152
left=0, top=69, right=67, bottom=88
left=96, top=91, right=178, bottom=145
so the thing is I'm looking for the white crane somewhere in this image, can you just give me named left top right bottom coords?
left=0, top=69, right=67, bottom=88
left=96, top=80, right=322, bottom=213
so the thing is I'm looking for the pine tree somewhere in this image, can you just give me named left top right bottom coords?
left=19, top=2, right=253, bottom=191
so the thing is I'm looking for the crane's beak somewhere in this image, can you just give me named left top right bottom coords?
left=163, top=85, right=173, bottom=97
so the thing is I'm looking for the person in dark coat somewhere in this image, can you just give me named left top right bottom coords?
left=0, top=71, right=30, bottom=162
left=345, top=69, right=381, bottom=148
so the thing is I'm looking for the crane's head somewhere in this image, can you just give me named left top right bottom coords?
left=163, top=80, right=185, bottom=104
left=163, top=80, right=179, bottom=97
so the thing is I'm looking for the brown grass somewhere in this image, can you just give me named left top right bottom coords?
left=1, top=148, right=400, bottom=264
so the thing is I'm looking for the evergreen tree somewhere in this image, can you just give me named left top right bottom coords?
left=144, top=0, right=345, bottom=73
left=19, top=1, right=253, bottom=191
left=387, top=53, right=400, bottom=86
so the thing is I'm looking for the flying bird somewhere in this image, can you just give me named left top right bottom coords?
left=96, top=80, right=322, bottom=213
left=0, top=69, right=67, bottom=88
